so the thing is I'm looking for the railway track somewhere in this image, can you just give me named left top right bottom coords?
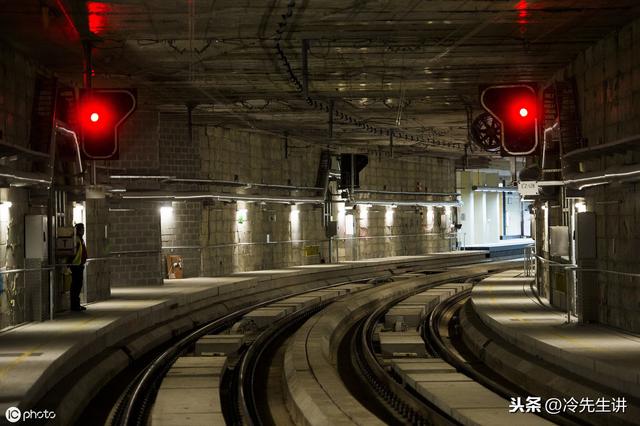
left=107, top=256, right=518, bottom=426
left=108, top=278, right=377, bottom=426
left=281, top=260, right=523, bottom=425
left=425, top=288, right=583, bottom=426
left=340, top=278, right=483, bottom=425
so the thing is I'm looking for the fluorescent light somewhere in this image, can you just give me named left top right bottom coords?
left=0, top=202, right=11, bottom=222
left=160, top=206, right=173, bottom=221
left=472, top=185, right=517, bottom=193
left=73, top=203, right=84, bottom=225
left=110, top=175, right=175, bottom=179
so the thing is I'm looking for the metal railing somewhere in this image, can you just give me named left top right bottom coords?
left=523, top=246, right=640, bottom=324
left=0, top=256, right=115, bottom=329
left=523, top=244, right=535, bottom=277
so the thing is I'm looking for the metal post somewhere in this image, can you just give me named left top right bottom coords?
left=301, top=39, right=309, bottom=99
left=284, top=132, right=289, bottom=159
left=49, top=270, right=54, bottom=320
left=389, top=129, right=394, bottom=158
left=82, top=40, right=92, bottom=89
left=566, top=267, right=572, bottom=324
left=328, top=100, right=334, bottom=140
left=350, top=153, right=355, bottom=197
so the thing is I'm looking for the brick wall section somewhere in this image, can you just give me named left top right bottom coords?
left=561, top=18, right=640, bottom=332
left=350, top=154, right=457, bottom=259
left=160, top=114, right=201, bottom=179
left=111, top=110, right=161, bottom=171
left=360, top=155, right=455, bottom=193
left=108, top=200, right=162, bottom=286
left=197, top=128, right=327, bottom=275
left=161, top=201, right=202, bottom=277
left=0, top=42, right=52, bottom=327
left=97, top=105, right=460, bottom=281
left=0, top=189, right=31, bottom=328
left=0, top=41, right=35, bottom=150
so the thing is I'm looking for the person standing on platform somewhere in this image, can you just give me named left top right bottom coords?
left=70, top=223, right=88, bottom=311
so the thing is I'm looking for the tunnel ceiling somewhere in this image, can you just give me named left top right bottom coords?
left=1, top=0, right=639, bottom=154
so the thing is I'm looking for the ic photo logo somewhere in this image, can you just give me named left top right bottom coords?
left=4, top=407, right=20, bottom=423
left=4, top=406, right=56, bottom=423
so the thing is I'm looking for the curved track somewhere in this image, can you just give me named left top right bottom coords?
left=337, top=275, right=488, bottom=425
left=109, top=279, right=368, bottom=426
left=426, top=290, right=584, bottom=426
left=109, top=258, right=518, bottom=426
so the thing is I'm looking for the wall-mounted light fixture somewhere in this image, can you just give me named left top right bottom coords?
left=73, top=202, right=85, bottom=225
left=159, top=205, right=174, bottom=221
left=0, top=201, right=11, bottom=222
left=385, top=205, right=394, bottom=226
left=236, top=208, right=248, bottom=225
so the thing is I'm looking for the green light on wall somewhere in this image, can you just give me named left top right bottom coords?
left=236, top=208, right=248, bottom=224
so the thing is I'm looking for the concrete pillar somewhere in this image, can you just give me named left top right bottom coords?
left=473, top=192, right=486, bottom=244
left=486, top=193, right=500, bottom=243
left=86, top=198, right=110, bottom=301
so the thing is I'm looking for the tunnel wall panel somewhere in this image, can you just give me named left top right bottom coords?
left=560, top=18, right=640, bottom=332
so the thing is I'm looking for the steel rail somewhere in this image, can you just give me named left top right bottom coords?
left=110, top=276, right=385, bottom=426
left=111, top=273, right=397, bottom=426
left=426, top=291, right=583, bottom=426
left=235, top=301, right=333, bottom=425
left=347, top=275, right=488, bottom=425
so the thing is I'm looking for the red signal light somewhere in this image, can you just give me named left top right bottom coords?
left=480, top=84, right=539, bottom=156
left=79, top=89, right=137, bottom=160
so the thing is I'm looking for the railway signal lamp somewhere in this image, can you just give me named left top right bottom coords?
left=480, top=84, right=538, bottom=156
left=79, top=88, right=137, bottom=159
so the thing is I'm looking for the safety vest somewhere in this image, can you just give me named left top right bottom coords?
left=72, top=236, right=87, bottom=265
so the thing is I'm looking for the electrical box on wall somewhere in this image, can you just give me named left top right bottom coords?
left=56, top=226, right=75, bottom=256
left=549, top=226, right=569, bottom=257
left=25, top=215, right=48, bottom=260
left=325, top=221, right=337, bottom=238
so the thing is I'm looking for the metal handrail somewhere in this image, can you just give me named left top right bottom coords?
left=0, top=258, right=113, bottom=276
left=534, top=254, right=640, bottom=278
left=527, top=252, right=640, bottom=324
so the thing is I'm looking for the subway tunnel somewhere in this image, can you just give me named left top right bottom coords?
left=0, top=1, right=639, bottom=425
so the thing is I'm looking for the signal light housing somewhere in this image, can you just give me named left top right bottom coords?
left=79, top=88, right=137, bottom=160
left=480, top=84, right=538, bottom=156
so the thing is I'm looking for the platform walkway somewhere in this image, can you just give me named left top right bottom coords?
left=471, top=270, right=640, bottom=406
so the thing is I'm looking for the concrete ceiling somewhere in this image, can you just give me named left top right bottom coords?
left=1, top=0, right=639, bottom=154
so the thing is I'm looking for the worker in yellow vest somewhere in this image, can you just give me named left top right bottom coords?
left=70, top=223, right=88, bottom=311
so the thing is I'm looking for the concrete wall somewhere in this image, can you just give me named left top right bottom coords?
left=560, top=18, right=640, bottom=332
left=107, top=113, right=459, bottom=282
left=0, top=41, right=50, bottom=328
left=108, top=200, right=163, bottom=287
left=345, top=155, right=457, bottom=258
